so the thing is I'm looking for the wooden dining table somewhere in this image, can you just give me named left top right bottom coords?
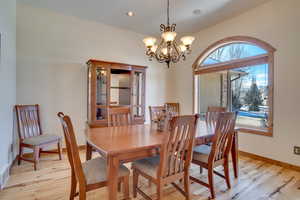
left=85, top=121, right=238, bottom=200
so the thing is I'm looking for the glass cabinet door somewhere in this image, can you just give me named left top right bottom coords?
left=132, top=70, right=145, bottom=119
left=96, top=68, right=107, bottom=106
left=95, top=67, right=108, bottom=121
left=96, top=107, right=107, bottom=120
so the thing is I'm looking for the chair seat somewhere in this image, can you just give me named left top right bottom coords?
left=82, top=157, right=130, bottom=185
left=193, top=145, right=211, bottom=163
left=23, top=134, right=61, bottom=146
left=132, top=156, right=160, bottom=178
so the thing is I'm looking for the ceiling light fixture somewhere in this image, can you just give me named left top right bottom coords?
left=142, top=0, right=195, bottom=68
left=126, top=11, right=134, bottom=17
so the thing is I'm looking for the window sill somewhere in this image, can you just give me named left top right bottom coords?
left=235, top=125, right=273, bottom=137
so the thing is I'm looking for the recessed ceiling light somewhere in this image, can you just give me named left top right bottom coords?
left=126, top=11, right=135, bottom=17
left=193, top=9, right=202, bottom=15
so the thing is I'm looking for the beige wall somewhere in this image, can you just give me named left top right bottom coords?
left=0, top=0, right=16, bottom=188
left=170, top=0, right=300, bottom=166
left=16, top=4, right=169, bottom=145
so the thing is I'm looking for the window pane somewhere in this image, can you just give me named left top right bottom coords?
left=232, top=64, right=269, bottom=129
left=202, top=43, right=267, bottom=65
left=196, top=63, right=269, bottom=129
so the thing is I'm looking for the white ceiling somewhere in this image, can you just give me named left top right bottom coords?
left=17, top=0, right=269, bottom=36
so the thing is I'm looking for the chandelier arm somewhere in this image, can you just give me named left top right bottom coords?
left=172, top=41, right=183, bottom=63
left=154, top=39, right=166, bottom=62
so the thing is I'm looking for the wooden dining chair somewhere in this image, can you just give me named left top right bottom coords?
left=190, top=112, right=236, bottom=199
left=108, top=106, right=132, bottom=126
left=164, top=102, right=180, bottom=116
left=15, top=104, right=62, bottom=170
left=57, top=112, right=130, bottom=200
left=198, top=106, right=227, bottom=174
left=132, top=114, right=199, bottom=200
left=149, top=106, right=165, bottom=123
left=206, top=106, right=226, bottom=130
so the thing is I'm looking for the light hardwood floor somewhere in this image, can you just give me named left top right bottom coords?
left=1, top=150, right=300, bottom=200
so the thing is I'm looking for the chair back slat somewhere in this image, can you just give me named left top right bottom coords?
left=57, top=112, right=86, bottom=185
left=205, top=106, right=226, bottom=132
left=164, top=103, right=180, bottom=116
left=15, top=104, right=42, bottom=139
left=109, top=107, right=132, bottom=126
left=149, top=106, right=165, bottom=123
left=209, top=112, right=236, bottom=163
left=159, top=115, right=199, bottom=178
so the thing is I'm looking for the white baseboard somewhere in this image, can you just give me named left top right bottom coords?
left=0, top=163, right=10, bottom=190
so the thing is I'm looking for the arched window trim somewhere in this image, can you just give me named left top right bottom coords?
left=193, top=36, right=276, bottom=137
left=193, top=36, right=276, bottom=69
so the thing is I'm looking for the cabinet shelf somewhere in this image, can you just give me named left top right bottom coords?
left=110, top=86, right=131, bottom=89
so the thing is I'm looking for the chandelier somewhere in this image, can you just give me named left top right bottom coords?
left=142, top=0, right=195, bottom=68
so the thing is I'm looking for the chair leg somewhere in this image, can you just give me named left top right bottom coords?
left=33, top=146, right=40, bottom=171
left=224, top=160, right=231, bottom=189
left=18, top=145, right=23, bottom=165
left=118, top=181, right=121, bottom=192
left=123, top=175, right=130, bottom=200
left=200, top=166, right=203, bottom=174
left=157, top=183, right=163, bottom=200
left=184, top=172, right=191, bottom=200
left=78, top=189, right=86, bottom=200
left=39, top=148, right=42, bottom=158
left=208, top=168, right=215, bottom=199
left=70, top=171, right=77, bottom=200
left=133, top=169, right=139, bottom=198
left=58, top=141, right=62, bottom=160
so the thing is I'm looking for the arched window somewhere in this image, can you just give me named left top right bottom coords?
left=193, top=36, right=275, bottom=136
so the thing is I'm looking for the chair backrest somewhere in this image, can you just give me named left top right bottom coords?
left=108, top=107, right=132, bottom=126
left=15, top=104, right=42, bottom=140
left=149, top=106, right=165, bottom=123
left=209, top=112, right=236, bottom=163
left=205, top=106, right=226, bottom=131
left=158, top=114, right=199, bottom=178
left=165, top=103, right=180, bottom=116
left=57, top=112, right=86, bottom=186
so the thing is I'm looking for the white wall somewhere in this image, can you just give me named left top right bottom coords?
left=0, top=0, right=16, bottom=188
left=16, top=4, right=169, bottom=145
left=170, top=0, right=300, bottom=166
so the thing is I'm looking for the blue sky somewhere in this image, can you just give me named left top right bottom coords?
left=203, top=43, right=268, bottom=87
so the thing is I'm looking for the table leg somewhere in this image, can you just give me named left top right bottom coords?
left=86, top=142, right=92, bottom=161
left=107, top=155, right=119, bottom=200
left=231, top=131, right=239, bottom=178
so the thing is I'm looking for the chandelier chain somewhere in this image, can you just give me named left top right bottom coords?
left=167, top=0, right=170, bottom=26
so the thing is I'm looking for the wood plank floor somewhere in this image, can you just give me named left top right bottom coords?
left=1, top=151, right=300, bottom=200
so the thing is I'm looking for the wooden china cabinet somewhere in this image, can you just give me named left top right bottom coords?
left=87, top=59, right=147, bottom=127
